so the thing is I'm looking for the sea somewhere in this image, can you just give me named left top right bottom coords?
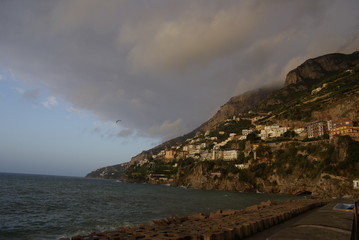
left=0, top=172, right=302, bottom=240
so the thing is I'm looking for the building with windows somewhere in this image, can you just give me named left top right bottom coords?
left=260, top=125, right=288, bottom=140
left=353, top=179, right=359, bottom=189
left=164, top=149, right=176, bottom=160
left=306, top=121, right=329, bottom=138
left=330, top=125, right=359, bottom=141
left=223, top=150, right=240, bottom=160
left=210, top=149, right=240, bottom=161
left=328, top=118, right=353, bottom=130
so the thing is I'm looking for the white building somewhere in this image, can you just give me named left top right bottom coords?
left=200, top=151, right=212, bottom=160
left=223, top=150, right=240, bottom=160
left=353, top=179, right=359, bottom=189
left=188, top=149, right=200, bottom=155
left=138, top=159, right=149, bottom=166
left=158, top=150, right=166, bottom=156
left=239, top=135, right=247, bottom=140
left=242, top=129, right=253, bottom=136
left=242, top=129, right=251, bottom=135
left=211, top=149, right=240, bottom=161
left=235, top=163, right=249, bottom=169
left=183, top=145, right=196, bottom=151
left=294, top=128, right=305, bottom=134
left=212, top=149, right=221, bottom=160
left=260, top=125, right=289, bottom=140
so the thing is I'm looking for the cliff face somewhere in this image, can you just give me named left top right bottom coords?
left=173, top=162, right=251, bottom=193
left=311, top=93, right=359, bottom=121
left=285, top=51, right=359, bottom=86
left=196, top=88, right=276, bottom=132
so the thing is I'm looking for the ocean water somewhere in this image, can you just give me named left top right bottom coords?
left=0, top=173, right=301, bottom=240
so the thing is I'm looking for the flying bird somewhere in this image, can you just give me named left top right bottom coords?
left=116, top=120, right=122, bottom=124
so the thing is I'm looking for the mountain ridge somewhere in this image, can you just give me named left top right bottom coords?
left=86, top=51, right=359, bottom=197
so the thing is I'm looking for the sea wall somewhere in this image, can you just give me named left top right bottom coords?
left=62, top=199, right=328, bottom=240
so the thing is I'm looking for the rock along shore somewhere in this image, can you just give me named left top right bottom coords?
left=61, top=199, right=328, bottom=240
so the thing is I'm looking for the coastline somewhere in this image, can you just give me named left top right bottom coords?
left=61, top=199, right=328, bottom=240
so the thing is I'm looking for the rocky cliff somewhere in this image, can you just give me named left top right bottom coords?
left=285, top=51, right=359, bottom=86
left=196, top=88, right=276, bottom=132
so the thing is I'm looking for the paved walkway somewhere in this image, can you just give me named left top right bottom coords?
left=249, top=198, right=355, bottom=240
left=244, top=207, right=317, bottom=240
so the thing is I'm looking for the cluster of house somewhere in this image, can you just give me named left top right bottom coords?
left=137, top=117, right=358, bottom=168
left=306, top=118, right=359, bottom=141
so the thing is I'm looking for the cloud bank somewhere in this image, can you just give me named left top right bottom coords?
left=0, top=0, right=358, bottom=139
left=42, top=96, right=58, bottom=109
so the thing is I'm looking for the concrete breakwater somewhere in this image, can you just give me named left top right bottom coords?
left=62, top=200, right=327, bottom=240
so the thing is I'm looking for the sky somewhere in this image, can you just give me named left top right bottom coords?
left=0, top=0, right=358, bottom=177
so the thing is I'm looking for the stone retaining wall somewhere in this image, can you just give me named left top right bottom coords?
left=61, top=200, right=328, bottom=240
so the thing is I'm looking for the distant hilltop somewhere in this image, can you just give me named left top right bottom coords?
left=87, top=51, right=359, bottom=198
left=285, top=51, right=359, bottom=86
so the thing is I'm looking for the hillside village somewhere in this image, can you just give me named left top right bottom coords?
left=121, top=112, right=359, bottom=192
left=135, top=116, right=359, bottom=167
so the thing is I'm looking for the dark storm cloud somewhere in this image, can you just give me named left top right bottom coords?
left=0, top=0, right=358, bottom=140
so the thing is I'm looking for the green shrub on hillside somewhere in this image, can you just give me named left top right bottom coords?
left=235, top=152, right=246, bottom=164
left=283, top=130, right=297, bottom=138
left=250, top=163, right=268, bottom=177
left=247, top=131, right=260, bottom=143
left=278, top=107, right=312, bottom=121
left=238, top=170, right=253, bottom=184
left=256, top=145, right=272, bottom=159
left=126, top=164, right=148, bottom=181
left=336, top=137, right=359, bottom=176
left=200, top=160, right=215, bottom=171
